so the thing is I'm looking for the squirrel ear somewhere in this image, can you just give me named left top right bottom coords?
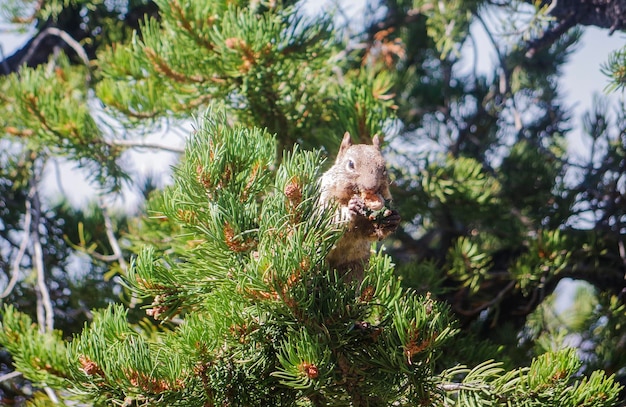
left=337, top=132, right=352, bottom=159
left=372, top=134, right=382, bottom=150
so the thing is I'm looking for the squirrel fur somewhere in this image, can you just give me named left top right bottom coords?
left=319, top=132, right=400, bottom=281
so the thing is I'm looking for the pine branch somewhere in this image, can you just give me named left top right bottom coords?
left=166, top=0, right=215, bottom=51
left=0, top=305, right=73, bottom=391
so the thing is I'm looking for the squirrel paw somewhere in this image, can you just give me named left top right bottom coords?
left=379, top=209, right=401, bottom=229
left=373, top=209, right=401, bottom=240
left=348, top=195, right=368, bottom=217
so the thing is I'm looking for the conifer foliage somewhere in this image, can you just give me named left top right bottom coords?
left=3, top=110, right=620, bottom=406
left=0, top=0, right=625, bottom=406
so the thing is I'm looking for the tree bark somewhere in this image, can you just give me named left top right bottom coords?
left=526, top=0, right=626, bottom=56
left=542, top=0, right=626, bottom=32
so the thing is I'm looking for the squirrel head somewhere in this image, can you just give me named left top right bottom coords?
left=335, top=132, right=391, bottom=210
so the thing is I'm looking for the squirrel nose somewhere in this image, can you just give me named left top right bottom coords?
left=361, top=191, right=385, bottom=210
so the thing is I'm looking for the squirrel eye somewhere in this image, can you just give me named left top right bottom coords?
left=347, top=159, right=355, bottom=171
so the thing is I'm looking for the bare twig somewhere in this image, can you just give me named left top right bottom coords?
left=0, top=370, right=51, bottom=406
left=472, top=11, right=507, bottom=91
left=438, top=383, right=467, bottom=392
left=100, top=201, right=128, bottom=274
left=0, top=371, right=22, bottom=383
left=19, top=27, right=91, bottom=80
left=89, top=252, right=121, bottom=262
left=20, top=27, right=89, bottom=67
left=29, top=179, right=54, bottom=333
left=52, top=159, right=68, bottom=198
left=0, top=44, right=11, bottom=75
left=0, top=200, right=32, bottom=299
left=619, top=239, right=626, bottom=280
left=44, top=386, right=59, bottom=404
left=107, top=138, right=185, bottom=154
left=100, top=199, right=138, bottom=307
left=473, top=10, right=523, bottom=131
left=455, top=280, right=516, bottom=316
left=468, top=30, right=479, bottom=81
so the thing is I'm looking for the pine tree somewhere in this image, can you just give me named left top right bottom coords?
left=0, top=0, right=624, bottom=405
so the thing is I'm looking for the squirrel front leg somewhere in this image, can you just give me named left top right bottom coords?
left=373, top=208, right=400, bottom=240
left=348, top=195, right=400, bottom=240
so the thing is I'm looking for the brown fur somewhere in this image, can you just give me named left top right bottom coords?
left=319, top=132, right=400, bottom=281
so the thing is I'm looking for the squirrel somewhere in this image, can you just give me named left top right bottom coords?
left=319, top=132, right=400, bottom=282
